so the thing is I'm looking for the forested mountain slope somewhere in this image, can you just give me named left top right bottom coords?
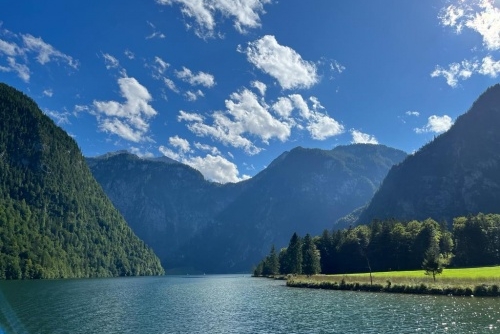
left=0, top=83, right=164, bottom=279
left=354, top=84, right=500, bottom=225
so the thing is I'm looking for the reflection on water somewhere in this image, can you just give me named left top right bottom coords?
left=0, top=276, right=499, bottom=333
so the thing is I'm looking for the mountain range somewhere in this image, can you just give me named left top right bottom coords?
left=88, top=144, right=407, bottom=273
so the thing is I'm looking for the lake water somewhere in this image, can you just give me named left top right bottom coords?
left=0, top=275, right=499, bottom=333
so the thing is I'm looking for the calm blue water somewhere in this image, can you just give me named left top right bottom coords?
left=0, top=275, right=499, bottom=333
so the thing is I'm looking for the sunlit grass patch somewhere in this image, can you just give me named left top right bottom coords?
left=287, top=266, right=500, bottom=296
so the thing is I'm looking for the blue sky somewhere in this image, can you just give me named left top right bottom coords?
left=1, top=0, right=500, bottom=183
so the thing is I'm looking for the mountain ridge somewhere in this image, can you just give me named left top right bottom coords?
left=352, top=84, right=500, bottom=225
left=88, top=143, right=407, bottom=273
left=0, top=82, right=164, bottom=278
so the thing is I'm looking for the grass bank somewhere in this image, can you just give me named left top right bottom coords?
left=286, top=266, right=500, bottom=297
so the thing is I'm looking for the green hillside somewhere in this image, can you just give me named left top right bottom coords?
left=0, top=83, right=164, bottom=279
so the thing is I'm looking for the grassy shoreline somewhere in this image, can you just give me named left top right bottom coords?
left=285, top=266, right=500, bottom=297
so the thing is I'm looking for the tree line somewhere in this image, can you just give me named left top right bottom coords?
left=254, top=213, right=500, bottom=277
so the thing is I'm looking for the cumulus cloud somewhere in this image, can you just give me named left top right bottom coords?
left=159, top=137, right=248, bottom=183
left=287, top=94, right=344, bottom=140
left=43, top=89, right=53, bottom=97
left=415, top=115, right=454, bottom=134
left=185, top=154, right=248, bottom=183
left=0, top=28, right=78, bottom=82
left=180, top=88, right=291, bottom=154
left=441, top=0, right=500, bottom=50
left=243, top=35, right=319, bottom=90
left=406, top=111, right=420, bottom=117
left=169, top=135, right=191, bottom=153
left=251, top=80, right=267, bottom=96
left=91, top=76, right=158, bottom=142
left=350, top=130, right=378, bottom=144
left=156, top=0, right=271, bottom=37
left=175, top=66, right=215, bottom=87
left=178, top=88, right=343, bottom=156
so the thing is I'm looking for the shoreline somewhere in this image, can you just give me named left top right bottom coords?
left=285, top=276, right=500, bottom=297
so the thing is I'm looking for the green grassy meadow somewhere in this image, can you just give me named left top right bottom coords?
left=287, top=266, right=500, bottom=296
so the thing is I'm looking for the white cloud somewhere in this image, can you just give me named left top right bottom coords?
left=440, top=1, right=500, bottom=50
left=91, top=76, right=158, bottom=142
left=243, top=35, right=319, bottom=90
left=185, top=154, right=246, bottom=183
left=465, top=0, right=500, bottom=50
left=415, top=115, right=454, bottom=134
left=185, top=89, right=204, bottom=101
left=0, top=29, right=78, bottom=82
left=154, top=56, right=169, bottom=74
left=44, top=109, right=71, bottom=125
left=156, top=0, right=271, bottom=37
left=272, top=97, right=294, bottom=118
left=2, top=57, right=30, bottom=82
left=478, top=55, right=500, bottom=76
left=251, top=80, right=267, bottom=96
left=22, top=34, right=79, bottom=68
left=158, top=145, right=182, bottom=161
left=288, top=94, right=344, bottom=139
left=124, top=49, right=135, bottom=59
left=194, top=142, right=221, bottom=155
left=330, top=60, right=346, bottom=75
left=0, top=39, right=21, bottom=56
left=431, top=56, right=500, bottom=86
left=430, top=60, right=479, bottom=87
left=169, top=135, right=191, bottom=153
left=307, top=112, right=344, bottom=140
left=159, top=138, right=247, bottom=183
left=103, top=53, right=120, bottom=69
left=43, top=89, right=53, bottom=97
left=350, top=129, right=379, bottom=144
left=175, top=66, right=215, bottom=87
left=406, top=111, right=420, bottom=117
left=435, top=1, right=500, bottom=85
left=178, top=110, right=205, bottom=122
left=164, top=77, right=179, bottom=93
left=146, top=21, right=166, bottom=39
left=180, top=88, right=291, bottom=154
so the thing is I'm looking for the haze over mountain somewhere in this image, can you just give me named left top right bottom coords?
left=88, top=144, right=406, bottom=273
left=0, top=83, right=164, bottom=278
left=351, top=84, right=500, bottom=226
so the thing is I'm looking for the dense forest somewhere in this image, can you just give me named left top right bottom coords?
left=255, top=213, right=500, bottom=276
left=0, top=83, right=164, bottom=279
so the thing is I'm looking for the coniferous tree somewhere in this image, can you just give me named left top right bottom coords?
left=302, top=234, right=320, bottom=276
left=286, top=233, right=302, bottom=275
left=264, top=245, right=280, bottom=276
